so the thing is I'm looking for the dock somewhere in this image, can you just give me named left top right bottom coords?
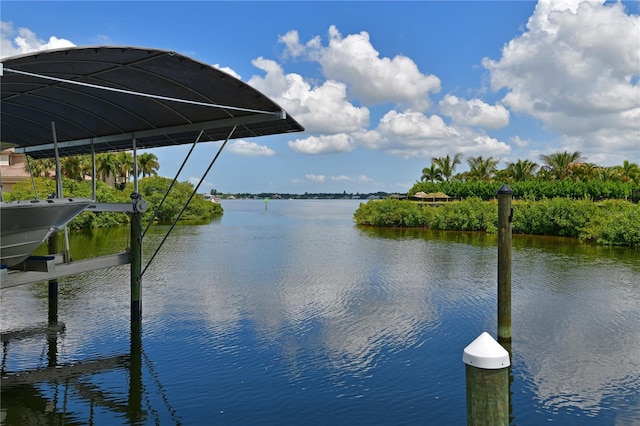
left=1, top=252, right=130, bottom=288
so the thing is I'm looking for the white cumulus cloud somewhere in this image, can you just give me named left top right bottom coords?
left=280, top=26, right=441, bottom=110
left=227, top=140, right=275, bottom=157
left=482, top=0, right=640, bottom=164
left=249, top=57, right=369, bottom=134
left=253, top=25, right=517, bottom=162
left=306, top=174, right=326, bottom=183
left=511, top=136, right=531, bottom=148
left=356, top=110, right=459, bottom=157
left=289, top=134, right=353, bottom=155
left=439, top=95, right=510, bottom=129
left=355, top=109, right=511, bottom=159
left=212, top=64, right=241, bottom=80
left=466, top=135, right=512, bottom=157
left=1, top=21, right=75, bottom=58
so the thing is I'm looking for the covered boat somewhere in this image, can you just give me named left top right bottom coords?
left=0, top=198, right=91, bottom=267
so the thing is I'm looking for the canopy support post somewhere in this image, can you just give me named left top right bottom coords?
left=130, top=137, right=143, bottom=322
left=24, top=155, right=38, bottom=200
left=51, top=121, right=71, bottom=263
left=91, top=141, right=96, bottom=201
left=133, top=138, right=139, bottom=194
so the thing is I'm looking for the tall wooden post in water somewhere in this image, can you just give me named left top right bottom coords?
left=497, top=184, right=513, bottom=346
left=130, top=192, right=143, bottom=322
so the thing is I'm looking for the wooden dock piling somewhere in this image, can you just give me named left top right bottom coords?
left=130, top=194, right=143, bottom=322
left=497, top=184, right=513, bottom=346
left=463, top=332, right=511, bottom=426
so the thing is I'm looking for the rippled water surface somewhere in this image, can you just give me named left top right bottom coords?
left=1, top=199, right=639, bottom=425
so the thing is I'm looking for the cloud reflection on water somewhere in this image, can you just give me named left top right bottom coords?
left=512, top=247, right=640, bottom=416
left=3, top=200, right=637, bottom=423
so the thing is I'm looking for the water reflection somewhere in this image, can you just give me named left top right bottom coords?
left=1, top=200, right=638, bottom=424
left=191, top=220, right=469, bottom=374
left=512, top=248, right=640, bottom=417
left=357, top=225, right=499, bottom=248
left=1, top=324, right=131, bottom=424
left=140, top=203, right=640, bottom=422
left=359, top=223, right=640, bottom=418
left=0, top=320, right=181, bottom=425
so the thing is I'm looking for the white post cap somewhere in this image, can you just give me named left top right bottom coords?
left=463, top=332, right=510, bottom=369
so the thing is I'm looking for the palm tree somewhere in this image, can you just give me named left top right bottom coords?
left=61, top=156, right=84, bottom=180
left=116, top=151, right=134, bottom=184
left=571, top=162, right=599, bottom=182
left=505, top=159, right=538, bottom=181
left=78, top=155, right=93, bottom=179
left=538, top=150, right=584, bottom=180
left=137, top=152, right=160, bottom=177
left=25, top=157, right=55, bottom=178
left=615, top=160, right=639, bottom=184
left=432, top=152, right=463, bottom=182
left=421, top=163, right=442, bottom=183
left=466, top=156, right=498, bottom=180
left=96, top=152, right=118, bottom=183
left=595, top=166, right=618, bottom=182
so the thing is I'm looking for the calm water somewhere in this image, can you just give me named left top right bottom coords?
left=1, top=199, right=639, bottom=425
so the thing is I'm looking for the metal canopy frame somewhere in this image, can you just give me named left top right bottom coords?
left=1, top=46, right=304, bottom=158
left=0, top=46, right=304, bottom=288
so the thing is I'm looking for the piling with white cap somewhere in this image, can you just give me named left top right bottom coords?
left=463, top=332, right=510, bottom=426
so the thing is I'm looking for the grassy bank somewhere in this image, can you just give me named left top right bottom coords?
left=353, top=198, right=640, bottom=248
left=5, top=176, right=223, bottom=229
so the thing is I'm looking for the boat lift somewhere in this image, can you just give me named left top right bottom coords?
left=0, top=46, right=304, bottom=321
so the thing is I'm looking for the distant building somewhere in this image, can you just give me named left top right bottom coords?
left=0, top=149, right=30, bottom=193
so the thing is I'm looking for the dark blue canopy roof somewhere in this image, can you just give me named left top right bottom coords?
left=1, top=46, right=303, bottom=158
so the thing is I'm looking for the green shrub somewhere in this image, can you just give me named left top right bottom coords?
left=354, top=196, right=639, bottom=247
left=136, top=176, right=221, bottom=223
left=431, top=198, right=497, bottom=232
left=4, top=176, right=222, bottom=229
left=512, top=198, right=599, bottom=237
left=353, top=199, right=432, bottom=227
left=579, top=201, right=640, bottom=247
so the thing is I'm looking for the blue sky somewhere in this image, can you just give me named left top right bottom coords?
left=2, top=1, right=639, bottom=194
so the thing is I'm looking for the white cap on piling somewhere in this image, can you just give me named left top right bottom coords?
left=463, top=332, right=510, bottom=369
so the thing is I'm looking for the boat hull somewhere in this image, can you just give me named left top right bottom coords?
left=0, top=198, right=92, bottom=267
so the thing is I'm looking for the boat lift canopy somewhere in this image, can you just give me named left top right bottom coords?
left=1, top=46, right=304, bottom=158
